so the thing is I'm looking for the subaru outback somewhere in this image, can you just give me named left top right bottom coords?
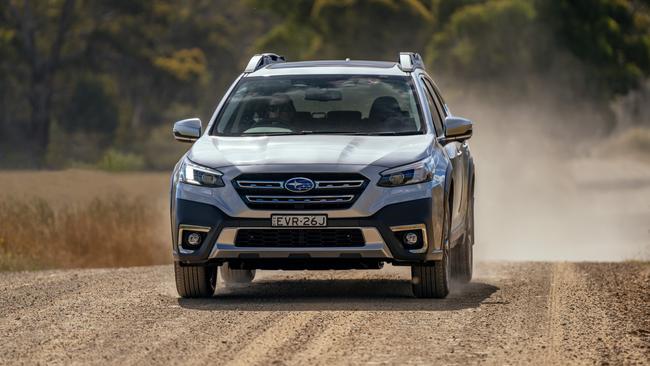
left=170, top=52, right=475, bottom=299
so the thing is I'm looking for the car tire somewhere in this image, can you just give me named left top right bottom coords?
left=452, top=181, right=474, bottom=283
left=452, top=235, right=473, bottom=283
left=174, top=262, right=217, bottom=298
left=220, top=263, right=256, bottom=284
left=411, top=195, right=451, bottom=299
left=411, top=253, right=450, bottom=298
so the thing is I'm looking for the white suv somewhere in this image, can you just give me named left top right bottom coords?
left=171, top=52, right=475, bottom=299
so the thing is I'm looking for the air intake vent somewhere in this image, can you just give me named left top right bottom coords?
left=234, top=229, right=365, bottom=247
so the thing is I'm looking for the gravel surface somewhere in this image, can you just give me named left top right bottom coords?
left=0, top=262, right=648, bottom=365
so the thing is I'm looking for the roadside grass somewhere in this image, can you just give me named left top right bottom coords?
left=0, top=196, right=170, bottom=271
left=0, top=170, right=171, bottom=271
left=593, top=127, right=650, bottom=162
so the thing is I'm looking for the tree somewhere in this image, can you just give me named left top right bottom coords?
left=428, top=0, right=540, bottom=81
left=249, top=0, right=433, bottom=61
left=3, top=0, right=77, bottom=165
left=1, top=0, right=256, bottom=167
left=539, top=0, right=650, bottom=97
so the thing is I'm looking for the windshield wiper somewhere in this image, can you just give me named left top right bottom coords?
left=364, top=131, right=423, bottom=136
left=234, top=131, right=424, bottom=136
left=295, top=131, right=423, bottom=136
left=240, top=131, right=308, bottom=136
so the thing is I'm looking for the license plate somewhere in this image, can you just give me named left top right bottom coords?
left=271, top=215, right=327, bottom=227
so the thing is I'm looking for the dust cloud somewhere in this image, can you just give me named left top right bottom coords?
left=452, top=90, right=650, bottom=261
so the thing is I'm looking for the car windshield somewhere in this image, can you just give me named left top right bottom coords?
left=211, top=75, right=425, bottom=136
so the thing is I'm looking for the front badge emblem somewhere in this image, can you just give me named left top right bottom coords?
left=284, top=177, right=315, bottom=193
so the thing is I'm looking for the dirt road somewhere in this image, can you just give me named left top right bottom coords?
left=1, top=262, right=648, bottom=365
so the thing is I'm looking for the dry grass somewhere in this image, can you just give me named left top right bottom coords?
left=592, top=127, right=650, bottom=162
left=0, top=170, right=171, bottom=271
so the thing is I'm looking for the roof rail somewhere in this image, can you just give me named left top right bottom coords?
left=398, top=52, right=425, bottom=72
left=244, top=53, right=286, bottom=73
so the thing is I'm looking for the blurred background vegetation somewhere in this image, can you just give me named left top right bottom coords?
left=1, top=0, right=649, bottom=270
left=0, top=0, right=649, bottom=170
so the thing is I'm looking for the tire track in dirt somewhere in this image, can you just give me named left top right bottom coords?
left=1, top=262, right=648, bottom=365
left=280, top=311, right=370, bottom=365
left=547, top=263, right=620, bottom=364
left=218, top=270, right=381, bottom=366
left=222, top=311, right=318, bottom=366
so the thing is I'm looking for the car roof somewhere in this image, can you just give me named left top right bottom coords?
left=245, top=60, right=409, bottom=77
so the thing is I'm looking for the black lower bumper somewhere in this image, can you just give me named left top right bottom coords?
left=173, top=197, right=441, bottom=265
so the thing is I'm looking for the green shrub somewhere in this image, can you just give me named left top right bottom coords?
left=97, top=149, right=145, bottom=172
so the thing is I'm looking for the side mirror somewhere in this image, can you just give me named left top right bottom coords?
left=442, top=116, right=472, bottom=142
left=173, top=118, right=202, bottom=142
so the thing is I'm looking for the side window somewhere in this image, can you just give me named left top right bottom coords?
left=431, top=84, right=449, bottom=117
left=419, top=77, right=444, bottom=136
left=423, top=78, right=447, bottom=120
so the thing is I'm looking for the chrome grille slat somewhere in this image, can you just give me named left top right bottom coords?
left=236, top=180, right=284, bottom=189
left=245, top=195, right=354, bottom=204
left=315, top=180, right=365, bottom=189
left=236, top=179, right=364, bottom=190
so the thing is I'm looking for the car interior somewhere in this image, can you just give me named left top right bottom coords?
left=226, top=94, right=419, bottom=134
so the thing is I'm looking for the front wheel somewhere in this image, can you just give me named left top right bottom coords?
left=411, top=194, right=451, bottom=299
left=411, top=251, right=450, bottom=298
left=174, top=262, right=217, bottom=298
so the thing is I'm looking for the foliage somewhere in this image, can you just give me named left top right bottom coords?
left=97, top=149, right=145, bottom=172
left=153, top=48, right=207, bottom=81
left=539, top=0, right=650, bottom=96
left=249, top=0, right=433, bottom=60
left=59, top=74, right=120, bottom=135
left=0, top=0, right=649, bottom=169
left=138, top=124, right=191, bottom=170
left=0, top=0, right=264, bottom=168
left=429, top=0, right=540, bottom=79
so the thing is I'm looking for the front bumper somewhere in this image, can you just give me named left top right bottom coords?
left=172, top=197, right=444, bottom=265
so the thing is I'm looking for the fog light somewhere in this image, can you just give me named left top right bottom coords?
left=390, top=225, right=427, bottom=253
left=187, top=232, right=202, bottom=246
left=404, top=232, right=419, bottom=245
left=178, top=225, right=210, bottom=251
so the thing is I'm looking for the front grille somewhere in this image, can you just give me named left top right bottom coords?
left=234, top=228, right=365, bottom=247
left=233, top=173, right=368, bottom=210
left=245, top=195, right=354, bottom=204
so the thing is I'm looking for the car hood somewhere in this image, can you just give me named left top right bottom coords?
left=188, top=134, right=434, bottom=168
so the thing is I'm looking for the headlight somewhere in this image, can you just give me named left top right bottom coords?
left=179, top=158, right=225, bottom=187
left=378, top=157, right=434, bottom=187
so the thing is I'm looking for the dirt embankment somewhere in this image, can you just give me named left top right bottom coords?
left=0, top=262, right=648, bottom=365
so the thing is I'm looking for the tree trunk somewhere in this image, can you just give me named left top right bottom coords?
left=8, top=0, right=76, bottom=166
left=28, top=73, right=54, bottom=166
